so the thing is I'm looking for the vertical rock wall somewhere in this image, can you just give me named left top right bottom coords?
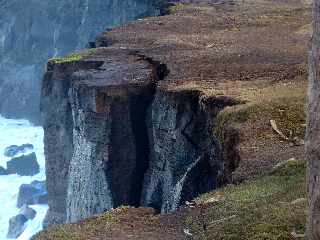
left=141, top=90, right=223, bottom=212
left=41, top=63, right=75, bottom=226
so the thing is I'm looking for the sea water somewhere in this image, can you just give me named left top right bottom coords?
left=0, top=116, right=48, bottom=240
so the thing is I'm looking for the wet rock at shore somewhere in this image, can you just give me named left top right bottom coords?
left=0, top=166, right=7, bottom=175
left=4, top=144, right=34, bottom=158
left=7, top=206, right=37, bottom=239
left=6, top=152, right=40, bottom=176
left=17, top=180, right=47, bottom=208
left=7, top=214, right=28, bottom=239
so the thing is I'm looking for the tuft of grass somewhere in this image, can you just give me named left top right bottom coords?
left=168, top=3, right=187, bottom=13
left=189, top=160, right=306, bottom=240
left=33, top=212, right=116, bottom=240
left=49, top=53, right=83, bottom=64
left=215, top=96, right=306, bottom=139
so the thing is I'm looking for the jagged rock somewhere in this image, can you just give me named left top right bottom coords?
left=7, top=214, right=28, bottom=239
left=17, top=180, right=47, bottom=208
left=20, top=205, right=37, bottom=220
left=6, top=152, right=40, bottom=176
left=4, top=144, right=34, bottom=157
left=0, top=166, right=7, bottom=175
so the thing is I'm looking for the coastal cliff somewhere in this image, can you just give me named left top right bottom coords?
left=38, top=0, right=311, bottom=238
left=41, top=47, right=239, bottom=225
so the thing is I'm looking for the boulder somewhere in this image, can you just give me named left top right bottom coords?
left=7, top=214, right=28, bottom=239
left=0, top=166, right=7, bottom=175
left=20, top=205, right=37, bottom=220
left=6, top=152, right=39, bottom=176
left=4, top=144, right=34, bottom=157
left=17, top=180, right=47, bottom=208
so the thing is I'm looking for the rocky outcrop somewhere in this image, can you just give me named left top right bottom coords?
left=0, top=0, right=160, bottom=122
left=66, top=51, right=157, bottom=222
left=6, top=153, right=40, bottom=176
left=7, top=214, right=28, bottom=239
left=17, top=180, right=47, bottom=208
left=4, top=144, right=34, bottom=158
left=7, top=206, right=37, bottom=239
left=41, top=43, right=240, bottom=225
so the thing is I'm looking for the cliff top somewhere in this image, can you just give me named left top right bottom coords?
left=98, top=0, right=310, bottom=98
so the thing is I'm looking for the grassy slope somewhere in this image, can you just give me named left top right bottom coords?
left=34, top=160, right=306, bottom=240
left=189, top=160, right=306, bottom=240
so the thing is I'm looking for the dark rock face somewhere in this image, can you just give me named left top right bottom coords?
left=17, top=180, right=47, bottom=208
left=7, top=214, right=28, bottom=239
left=0, top=166, right=7, bottom=175
left=4, top=144, right=34, bottom=158
left=6, top=153, right=40, bottom=176
left=0, top=0, right=160, bottom=122
left=20, top=205, right=37, bottom=220
left=41, top=45, right=240, bottom=226
left=7, top=205, right=37, bottom=239
left=42, top=50, right=158, bottom=224
left=67, top=70, right=155, bottom=222
left=41, top=60, right=74, bottom=227
left=141, top=90, right=223, bottom=212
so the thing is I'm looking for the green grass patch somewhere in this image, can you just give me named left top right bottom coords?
left=215, top=96, right=306, bottom=139
left=49, top=53, right=83, bottom=64
left=189, top=160, right=306, bottom=240
left=168, top=3, right=187, bottom=13
left=33, top=212, right=116, bottom=240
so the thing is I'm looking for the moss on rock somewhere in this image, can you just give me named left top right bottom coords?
left=49, top=53, right=83, bottom=64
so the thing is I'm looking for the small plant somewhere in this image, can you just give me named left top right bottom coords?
left=169, top=3, right=186, bottom=13
left=49, top=53, right=83, bottom=64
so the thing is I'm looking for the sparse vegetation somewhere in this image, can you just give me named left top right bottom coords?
left=215, top=96, right=306, bottom=140
left=189, top=159, right=306, bottom=240
left=168, top=3, right=187, bottom=13
left=49, top=53, right=83, bottom=64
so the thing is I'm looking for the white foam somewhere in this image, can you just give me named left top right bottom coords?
left=0, top=116, right=47, bottom=240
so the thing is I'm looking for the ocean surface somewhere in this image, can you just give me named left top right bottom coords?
left=0, top=116, right=48, bottom=240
